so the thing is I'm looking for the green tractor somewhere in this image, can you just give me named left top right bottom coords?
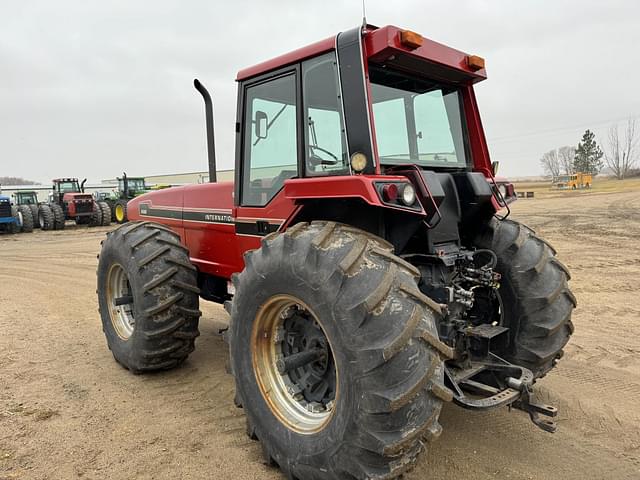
left=13, top=190, right=40, bottom=229
left=105, top=173, right=149, bottom=224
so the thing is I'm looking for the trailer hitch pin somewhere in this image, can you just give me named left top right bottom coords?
left=508, top=379, right=558, bottom=433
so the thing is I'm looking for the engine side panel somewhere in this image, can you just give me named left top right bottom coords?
left=129, top=182, right=243, bottom=278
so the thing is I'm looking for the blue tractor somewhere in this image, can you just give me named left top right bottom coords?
left=0, top=194, right=23, bottom=233
left=0, top=187, right=34, bottom=233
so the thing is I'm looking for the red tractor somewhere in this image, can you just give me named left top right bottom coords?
left=97, top=24, right=574, bottom=479
left=40, top=178, right=111, bottom=230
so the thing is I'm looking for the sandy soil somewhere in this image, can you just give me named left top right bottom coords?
left=1, top=188, right=639, bottom=480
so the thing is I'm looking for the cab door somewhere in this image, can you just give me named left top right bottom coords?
left=234, top=67, right=300, bottom=255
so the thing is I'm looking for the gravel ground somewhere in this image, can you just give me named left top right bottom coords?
left=1, top=188, right=639, bottom=480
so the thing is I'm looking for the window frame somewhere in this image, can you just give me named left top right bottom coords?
left=236, top=64, right=303, bottom=207
left=368, top=67, right=474, bottom=171
left=301, top=51, right=350, bottom=178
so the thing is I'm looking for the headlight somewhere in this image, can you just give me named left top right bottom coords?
left=401, top=184, right=416, bottom=206
left=350, top=152, right=367, bottom=172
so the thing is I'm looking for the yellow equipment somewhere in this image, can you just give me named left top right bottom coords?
left=553, top=173, right=592, bottom=189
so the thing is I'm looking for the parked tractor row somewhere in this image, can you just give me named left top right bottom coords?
left=1, top=174, right=166, bottom=235
left=2, top=178, right=112, bottom=234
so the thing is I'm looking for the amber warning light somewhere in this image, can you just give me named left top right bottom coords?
left=467, top=55, right=485, bottom=71
left=399, top=30, right=423, bottom=50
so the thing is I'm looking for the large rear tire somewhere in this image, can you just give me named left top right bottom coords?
left=97, top=221, right=201, bottom=373
left=28, top=205, right=39, bottom=228
left=230, top=222, right=450, bottom=480
left=50, top=204, right=65, bottom=230
left=17, top=206, right=34, bottom=233
left=89, top=203, right=102, bottom=227
left=473, top=218, right=576, bottom=378
left=98, top=201, right=112, bottom=226
left=38, top=205, right=55, bottom=231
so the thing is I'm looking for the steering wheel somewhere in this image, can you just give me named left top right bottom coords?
left=308, top=145, right=339, bottom=168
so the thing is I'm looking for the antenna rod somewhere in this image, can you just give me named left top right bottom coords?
left=362, top=0, right=367, bottom=25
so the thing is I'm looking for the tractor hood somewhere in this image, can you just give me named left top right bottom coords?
left=64, top=193, right=93, bottom=202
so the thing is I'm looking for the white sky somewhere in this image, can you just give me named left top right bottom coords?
left=1, top=0, right=638, bottom=182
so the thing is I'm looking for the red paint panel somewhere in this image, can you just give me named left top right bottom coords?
left=236, top=36, right=336, bottom=81
left=364, top=25, right=487, bottom=82
left=128, top=186, right=185, bottom=237
left=462, top=86, right=493, bottom=178
left=283, top=175, right=426, bottom=216
left=182, top=182, right=241, bottom=278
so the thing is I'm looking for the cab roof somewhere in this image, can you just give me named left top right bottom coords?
left=236, top=24, right=487, bottom=83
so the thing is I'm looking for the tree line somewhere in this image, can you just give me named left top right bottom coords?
left=0, top=176, right=40, bottom=186
left=540, top=118, right=638, bottom=180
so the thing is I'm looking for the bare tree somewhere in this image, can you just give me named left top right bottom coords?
left=604, top=119, right=639, bottom=180
left=540, top=149, right=561, bottom=178
left=558, top=146, right=576, bottom=174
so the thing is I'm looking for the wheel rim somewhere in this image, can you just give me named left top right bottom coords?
left=252, top=295, right=338, bottom=434
left=106, top=263, right=135, bottom=340
left=115, top=204, right=125, bottom=222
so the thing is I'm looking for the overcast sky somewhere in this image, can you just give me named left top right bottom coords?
left=1, top=1, right=638, bottom=183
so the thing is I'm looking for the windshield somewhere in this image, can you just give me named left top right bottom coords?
left=58, top=181, right=80, bottom=192
left=370, top=67, right=469, bottom=168
left=18, top=193, right=37, bottom=204
left=120, top=178, right=145, bottom=191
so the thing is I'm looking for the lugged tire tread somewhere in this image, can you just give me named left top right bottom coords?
left=231, top=221, right=446, bottom=480
left=473, top=218, right=575, bottom=377
left=97, top=222, right=200, bottom=373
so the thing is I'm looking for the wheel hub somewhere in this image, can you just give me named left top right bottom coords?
left=106, top=264, right=136, bottom=340
left=252, top=295, right=337, bottom=434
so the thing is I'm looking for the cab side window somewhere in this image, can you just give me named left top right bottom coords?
left=242, top=73, right=298, bottom=206
left=302, top=53, right=348, bottom=176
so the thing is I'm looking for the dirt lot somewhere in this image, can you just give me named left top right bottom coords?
left=2, top=185, right=640, bottom=480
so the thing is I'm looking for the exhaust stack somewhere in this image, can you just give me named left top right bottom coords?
left=194, top=79, right=217, bottom=183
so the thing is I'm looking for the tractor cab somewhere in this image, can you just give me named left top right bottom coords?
left=14, top=191, right=39, bottom=205
left=52, top=178, right=82, bottom=201
left=118, top=173, right=147, bottom=199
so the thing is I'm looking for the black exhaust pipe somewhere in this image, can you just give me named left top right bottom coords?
left=80, top=178, right=87, bottom=193
left=193, top=79, right=217, bottom=183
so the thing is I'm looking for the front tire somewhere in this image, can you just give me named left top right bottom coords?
left=28, top=204, right=40, bottom=228
left=114, top=200, right=128, bottom=224
left=473, top=219, right=576, bottom=378
left=17, top=206, right=34, bottom=232
left=97, top=221, right=201, bottom=373
left=38, top=205, right=55, bottom=231
left=50, top=204, right=65, bottom=230
left=8, top=206, right=21, bottom=234
left=98, top=201, right=112, bottom=226
left=230, top=222, right=450, bottom=480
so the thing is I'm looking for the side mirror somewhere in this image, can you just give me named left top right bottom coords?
left=255, top=110, right=268, bottom=140
left=491, top=161, right=500, bottom=176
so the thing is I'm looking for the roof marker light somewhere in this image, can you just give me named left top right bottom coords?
left=467, top=55, right=485, bottom=71
left=399, top=30, right=423, bottom=50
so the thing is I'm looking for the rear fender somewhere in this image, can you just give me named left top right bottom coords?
left=284, top=175, right=427, bottom=216
left=283, top=176, right=427, bottom=252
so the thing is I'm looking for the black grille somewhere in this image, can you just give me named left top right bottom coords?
left=0, top=202, right=11, bottom=218
left=75, top=202, right=93, bottom=214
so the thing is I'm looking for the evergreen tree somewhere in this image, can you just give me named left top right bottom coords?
left=574, top=129, right=604, bottom=175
